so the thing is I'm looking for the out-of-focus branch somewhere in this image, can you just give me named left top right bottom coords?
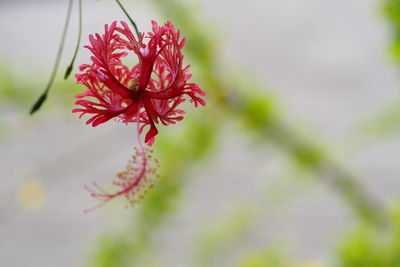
left=90, top=1, right=386, bottom=266
left=151, top=0, right=385, bottom=226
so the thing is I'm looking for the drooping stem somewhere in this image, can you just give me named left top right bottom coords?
left=136, top=106, right=144, bottom=151
left=64, top=0, right=82, bottom=80
left=115, top=0, right=140, bottom=39
left=84, top=108, right=150, bottom=213
left=30, top=0, right=74, bottom=114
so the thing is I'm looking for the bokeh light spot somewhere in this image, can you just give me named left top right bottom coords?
left=17, top=178, right=45, bottom=211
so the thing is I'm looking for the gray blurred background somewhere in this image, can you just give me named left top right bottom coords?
left=1, top=0, right=399, bottom=266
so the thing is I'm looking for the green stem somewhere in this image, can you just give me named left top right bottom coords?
left=115, top=0, right=140, bottom=39
left=64, top=0, right=82, bottom=80
left=30, top=0, right=74, bottom=114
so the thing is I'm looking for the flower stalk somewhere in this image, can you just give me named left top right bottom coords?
left=30, top=0, right=74, bottom=114
left=64, top=0, right=83, bottom=80
left=115, top=0, right=140, bottom=39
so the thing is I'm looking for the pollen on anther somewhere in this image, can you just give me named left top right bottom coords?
left=84, top=147, right=160, bottom=211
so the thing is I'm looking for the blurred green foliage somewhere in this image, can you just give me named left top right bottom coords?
left=0, top=64, right=80, bottom=141
left=236, top=247, right=289, bottom=267
left=89, top=110, right=219, bottom=267
left=86, top=0, right=391, bottom=266
left=0, top=66, right=37, bottom=107
left=337, top=205, right=400, bottom=267
left=193, top=205, right=256, bottom=267
left=360, top=0, right=400, bottom=136
left=0, top=64, right=80, bottom=111
left=190, top=174, right=312, bottom=267
left=383, top=0, right=400, bottom=61
left=361, top=100, right=400, bottom=136
left=3, top=0, right=400, bottom=266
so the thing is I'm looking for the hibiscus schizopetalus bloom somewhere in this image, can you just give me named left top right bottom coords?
left=73, top=20, right=206, bottom=145
left=76, top=20, right=205, bottom=210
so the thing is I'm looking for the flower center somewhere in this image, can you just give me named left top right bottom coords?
left=139, top=44, right=150, bottom=57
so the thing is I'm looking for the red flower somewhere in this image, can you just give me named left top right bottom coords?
left=73, top=21, right=206, bottom=145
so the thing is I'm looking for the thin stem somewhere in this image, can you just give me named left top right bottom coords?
left=30, top=0, right=74, bottom=114
left=136, top=106, right=144, bottom=150
left=64, top=0, right=82, bottom=80
left=115, top=0, right=140, bottom=39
